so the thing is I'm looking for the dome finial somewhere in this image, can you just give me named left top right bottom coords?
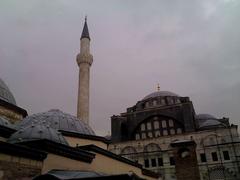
left=157, top=84, right=160, bottom=91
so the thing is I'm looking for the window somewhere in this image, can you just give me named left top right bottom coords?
left=170, top=157, right=175, bottom=165
left=155, top=131, right=161, bottom=137
left=151, top=159, right=157, bottom=167
left=168, top=98, right=174, bottom=105
left=144, top=159, right=149, bottom=168
left=148, top=132, right=153, bottom=138
left=163, top=130, right=168, bottom=136
left=147, top=122, right=151, bottom=130
left=153, top=100, right=157, bottom=106
left=158, top=158, right=163, bottom=166
left=160, top=99, right=165, bottom=105
left=142, top=133, right=146, bottom=139
left=145, top=102, right=149, bottom=107
left=211, top=152, right=218, bottom=161
left=177, top=128, right=182, bottom=134
left=154, top=121, right=159, bottom=129
left=169, top=119, right=174, bottom=127
left=135, top=134, right=140, bottom=140
left=141, top=124, right=145, bottom=131
left=162, top=120, right=167, bottom=128
left=200, top=153, right=207, bottom=162
left=223, top=151, right=230, bottom=160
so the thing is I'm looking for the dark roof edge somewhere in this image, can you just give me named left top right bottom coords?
left=0, top=141, right=47, bottom=161
left=60, top=130, right=111, bottom=144
left=0, top=99, right=28, bottom=117
left=18, top=139, right=95, bottom=163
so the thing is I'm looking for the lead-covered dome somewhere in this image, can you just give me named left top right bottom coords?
left=143, top=91, right=179, bottom=100
left=0, top=78, right=16, bottom=105
left=8, top=123, right=68, bottom=145
left=195, top=114, right=226, bottom=129
left=17, top=109, right=95, bottom=135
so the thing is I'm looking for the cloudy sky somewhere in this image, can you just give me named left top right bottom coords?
left=0, top=0, right=239, bottom=135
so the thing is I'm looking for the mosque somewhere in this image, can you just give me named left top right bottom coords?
left=0, top=19, right=240, bottom=180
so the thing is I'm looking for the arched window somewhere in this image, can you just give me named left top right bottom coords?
left=144, top=143, right=161, bottom=152
left=133, top=116, right=184, bottom=140
left=121, top=146, right=137, bottom=155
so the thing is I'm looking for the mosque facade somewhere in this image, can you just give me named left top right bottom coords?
left=109, top=89, right=240, bottom=180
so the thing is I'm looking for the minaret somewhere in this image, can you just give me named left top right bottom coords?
left=76, top=17, right=93, bottom=124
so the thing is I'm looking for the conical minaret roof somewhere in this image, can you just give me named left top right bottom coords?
left=81, top=17, right=90, bottom=40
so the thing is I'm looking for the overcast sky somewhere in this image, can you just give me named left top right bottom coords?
left=0, top=0, right=239, bottom=135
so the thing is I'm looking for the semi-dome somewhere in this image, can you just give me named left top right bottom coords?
left=0, top=78, right=16, bottom=105
left=0, top=117, right=14, bottom=129
left=17, top=109, right=95, bottom=135
left=143, top=91, right=179, bottom=100
left=8, top=123, right=68, bottom=145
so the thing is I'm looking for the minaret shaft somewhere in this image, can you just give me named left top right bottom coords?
left=77, top=63, right=90, bottom=123
left=77, top=19, right=92, bottom=124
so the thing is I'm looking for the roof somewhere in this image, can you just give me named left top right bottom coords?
left=60, top=130, right=111, bottom=144
left=81, top=18, right=90, bottom=40
left=17, top=109, right=95, bottom=135
left=199, top=119, right=226, bottom=129
left=17, top=139, right=95, bottom=163
left=8, top=123, right=69, bottom=145
left=0, top=78, right=16, bottom=105
left=143, top=91, right=179, bottom=100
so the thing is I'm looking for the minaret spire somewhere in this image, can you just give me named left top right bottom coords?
left=81, top=16, right=90, bottom=40
left=76, top=17, right=93, bottom=124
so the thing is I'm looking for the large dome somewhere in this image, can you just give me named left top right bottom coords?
left=0, top=78, right=16, bottom=105
left=8, top=123, right=68, bottom=145
left=143, top=91, right=179, bottom=100
left=17, top=109, right=95, bottom=135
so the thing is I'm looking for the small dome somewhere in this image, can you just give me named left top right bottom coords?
left=0, top=117, right=14, bottom=129
left=200, top=119, right=222, bottom=128
left=143, top=91, right=179, bottom=100
left=199, top=119, right=225, bottom=129
left=0, top=78, right=16, bottom=105
left=195, top=114, right=216, bottom=120
left=8, top=123, right=68, bottom=145
left=17, top=109, right=95, bottom=135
